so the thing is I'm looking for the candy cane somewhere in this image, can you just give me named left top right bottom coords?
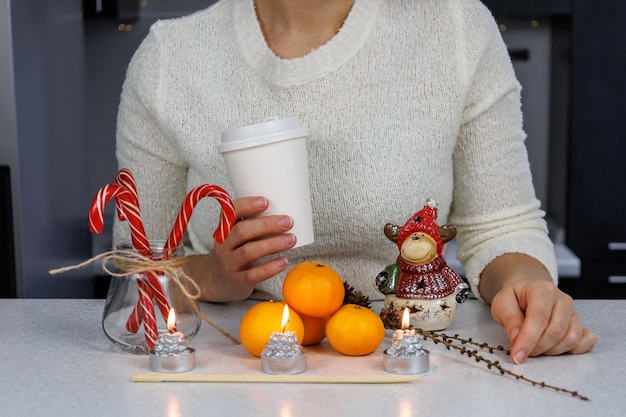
left=88, top=182, right=161, bottom=349
left=113, top=170, right=171, bottom=330
left=89, top=183, right=147, bottom=252
left=114, top=168, right=137, bottom=222
left=89, top=183, right=131, bottom=235
left=137, top=276, right=158, bottom=351
left=165, top=184, right=236, bottom=252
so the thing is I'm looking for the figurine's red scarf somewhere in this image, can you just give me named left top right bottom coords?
left=395, top=256, right=464, bottom=299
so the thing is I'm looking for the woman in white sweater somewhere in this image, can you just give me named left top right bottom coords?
left=114, top=0, right=596, bottom=363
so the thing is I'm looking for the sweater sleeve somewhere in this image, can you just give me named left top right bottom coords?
left=113, top=23, right=189, bottom=248
left=448, top=1, right=558, bottom=301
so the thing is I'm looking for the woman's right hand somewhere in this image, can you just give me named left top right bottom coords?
left=188, top=196, right=297, bottom=302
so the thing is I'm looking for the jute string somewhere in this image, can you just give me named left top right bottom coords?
left=49, top=250, right=240, bottom=345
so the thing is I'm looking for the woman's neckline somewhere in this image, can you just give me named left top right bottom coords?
left=233, top=0, right=382, bottom=86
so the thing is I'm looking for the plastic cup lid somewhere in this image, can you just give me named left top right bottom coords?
left=218, top=117, right=309, bottom=153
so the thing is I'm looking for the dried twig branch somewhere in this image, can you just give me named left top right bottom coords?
left=415, top=329, right=589, bottom=401
left=379, top=307, right=589, bottom=401
left=428, top=331, right=510, bottom=355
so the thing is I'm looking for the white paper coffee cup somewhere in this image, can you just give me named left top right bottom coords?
left=218, top=117, right=314, bottom=248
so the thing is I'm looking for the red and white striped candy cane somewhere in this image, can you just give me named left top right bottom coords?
left=165, top=184, right=236, bottom=252
left=137, top=275, right=159, bottom=351
left=114, top=168, right=137, bottom=221
left=113, top=170, right=171, bottom=330
left=89, top=182, right=148, bottom=252
left=89, top=183, right=132, bottom=235
left=89, top=182, right=160, bottom=350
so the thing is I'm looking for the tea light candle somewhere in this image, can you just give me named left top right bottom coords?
left=261, top=305, right=307, bottom=375
left=149, top=309, right=196, bottom=373
left=383, top=307, right=429, bottom=374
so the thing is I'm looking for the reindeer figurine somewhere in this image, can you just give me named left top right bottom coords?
left=375, top=198, right=469, bottom=331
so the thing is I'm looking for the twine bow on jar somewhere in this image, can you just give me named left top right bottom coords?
left=50, top=168, right=239, bottom=351
left=49, top=249, right=240, bottom=346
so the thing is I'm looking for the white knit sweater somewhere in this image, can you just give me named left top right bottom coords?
left=114, top=0, right=558, bottom=301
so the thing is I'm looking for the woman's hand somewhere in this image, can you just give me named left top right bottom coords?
left=480, top=253, right=597, bottom=364
left=187, top=196, right=297, bottom=302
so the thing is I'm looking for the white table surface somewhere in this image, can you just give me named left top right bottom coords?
left=1, top=298, right=622, bottom=417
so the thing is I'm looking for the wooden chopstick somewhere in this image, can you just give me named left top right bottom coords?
left=131, top=372, right=420, bottom=384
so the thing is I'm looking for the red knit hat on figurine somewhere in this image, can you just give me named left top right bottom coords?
left=396, top=198, right=444, bottom=255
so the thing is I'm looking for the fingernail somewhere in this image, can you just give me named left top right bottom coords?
left=254, top=197, right=267, bottom=208
left=278, top=216, right=293, bottom=229
left=275, top=257, right=288, bottom=269
left=513, top=350, right=526, bottom=365
left=282, top=234, right=296, bottom=245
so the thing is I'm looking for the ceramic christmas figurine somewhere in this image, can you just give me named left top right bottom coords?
left=376, top=198, right=469, bottom=331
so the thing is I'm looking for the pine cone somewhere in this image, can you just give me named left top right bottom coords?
left=379, top=303, right=402, bottom=329
left=342, top=281, right=371, bottom=309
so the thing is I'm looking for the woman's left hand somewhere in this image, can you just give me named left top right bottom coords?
left=480, top=253, right=597, bottom=364
left=490, top=278, right=597, bottom=364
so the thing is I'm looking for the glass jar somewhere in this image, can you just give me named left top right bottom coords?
left=102, top=241, right=201, bottom=354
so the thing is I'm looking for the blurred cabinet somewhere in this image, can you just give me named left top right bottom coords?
left=0, top=166, right=16, bottom=297
left=82, top=0, right=139, bottom=19
left=483, top=1, right=626, bottom=298
left=565, top=0, right=626, bottom=298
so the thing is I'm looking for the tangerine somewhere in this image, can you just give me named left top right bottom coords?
left=300, top=314, right=328, bottom=345
left=325, top=304, right=385, bottom=356
left=282, top=262, right=345, bottom=318
left=239, top=301, right=304, bottom=357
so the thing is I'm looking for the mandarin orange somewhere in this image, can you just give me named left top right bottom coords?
left=300, top=314, right=328, bottom=345
left=239, top=301, right=304, bottom=357
left=282, top=262, right=345, bottom=318
left=325, top=304, right=385, bottom=356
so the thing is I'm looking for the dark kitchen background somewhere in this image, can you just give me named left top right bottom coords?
left=1, top=0, right=625, bottom=299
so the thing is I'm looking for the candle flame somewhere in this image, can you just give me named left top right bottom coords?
left=401, top=307, right=410, bottom=330
left=280, top=304, right=290, bottom=332
left=167, top=308, right=177, bottom=332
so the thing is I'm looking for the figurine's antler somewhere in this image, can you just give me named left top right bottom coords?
left=386, top=223, right=457, bottom=244
left=384, top=223, right=401, bottom=243
left=438, top=224, right=457, bottom=243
